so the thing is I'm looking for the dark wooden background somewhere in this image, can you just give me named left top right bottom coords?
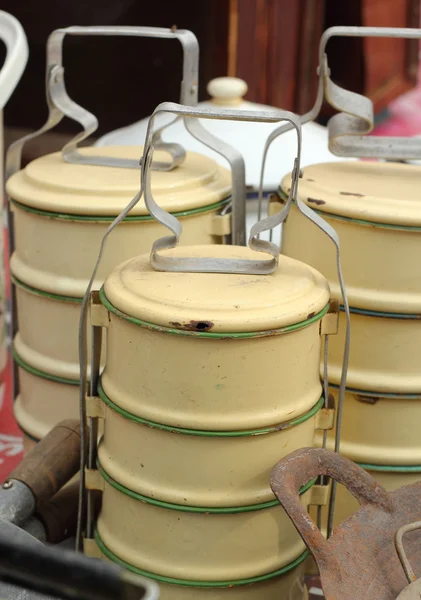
left=1, top=0, right=419, bottom=154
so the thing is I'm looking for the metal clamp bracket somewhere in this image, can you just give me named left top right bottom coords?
left=320, top=301, right=340, bottom=336
left=315, top=394, right=335, bottom=431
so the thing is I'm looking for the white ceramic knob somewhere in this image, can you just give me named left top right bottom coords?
left=207, top=77, right=248, bottom=106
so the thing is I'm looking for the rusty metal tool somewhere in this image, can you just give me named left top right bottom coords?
left=270, top=447, right=421, bottom=600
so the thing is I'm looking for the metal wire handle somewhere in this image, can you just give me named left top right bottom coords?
left=5, top=25, right=199, bottom=178
left=257, top=25, right=421, bottom=223
left=75, top=101, right=302, bottom=548
left=141, top=101, right=303, bottom=274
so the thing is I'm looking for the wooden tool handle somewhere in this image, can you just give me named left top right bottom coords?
left=9, top=420, right=81, bottom=508
left=35, top=481, right=80, bottom=544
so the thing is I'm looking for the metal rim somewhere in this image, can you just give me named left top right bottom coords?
left=13, top=347, right=79, bottom=386
left=358, top=462, right=421, bottom=473
left=279, top=189, right=421, bottom=232
left=329, top=382, right=421, bottom=400
left=99, top=287, right=330, bottom=339
left=97, top=462, right=316, bottom=513
left=12, top=275, right=83, bottom=303
left=94, top=531, right=309, bottom=587
left=339, top=304, right=421, bottom=320
left=10, top=196, right=231, bottom=222
left=98, top=381, right=324, bottom=437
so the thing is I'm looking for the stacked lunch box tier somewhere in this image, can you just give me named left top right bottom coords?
left=280, top=160, right=421, bottom=526
left=6, top=147, right=231, bottom=450
left=85, top=245, right=336, bottom=600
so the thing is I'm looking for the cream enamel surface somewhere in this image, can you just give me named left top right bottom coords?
left=325, top=310, right=421, bottom=393
left=6, top=147, right=231, bottom=215
left=95, top=548, right=308, bottom=600
left=103, top=246, right=330, bottom=332
left=101, top=313, right=324, bottom=430
left=14, top=376, right=79, bottom=440
left=11, top=204, right=227, bottom=297
left=281, top=203, right=421, bottom=313
left=282, top=161, right=421, bottom=226
left=315, top=387, right=421, bottom=465
left=97, top=399, right=321, bottom=507
left=97, top=477, right=308, bottom=580
left=13, top=291, right=105, bottom=380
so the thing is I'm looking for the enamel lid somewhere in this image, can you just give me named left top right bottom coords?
left=103, top=245, right=330, bottom=333
left=281, top=160, right=421, bottom=226
left=95, top=77, right=354, bottom=192
left=6, top=146, right=231, bottom=216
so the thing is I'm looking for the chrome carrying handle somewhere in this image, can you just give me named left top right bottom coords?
left=6, top=25, right=199, bottom=178
left=320, top=27, right=421, bottom=159
left=142, top=101, right=303, bottom=274
left=259, top=26, right=421, bottom=167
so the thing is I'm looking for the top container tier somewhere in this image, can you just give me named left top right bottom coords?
left=280, top=161, right=421, bottom=313
left=7, top=146, right=231, bottom=216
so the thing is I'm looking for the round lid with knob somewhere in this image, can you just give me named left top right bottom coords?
left=207, top=77, right=249, bottom=106
left=95, top=77, right=353, bottom=191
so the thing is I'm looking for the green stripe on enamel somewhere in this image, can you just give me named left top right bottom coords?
left=339, top=304, right=421, bottom=320
left=94, top=532, right=309, bottom=588
left=97, top=462, right=316, bottom=513
left=12, top=347, right=79, bottom=386
left=99, top=287, right=330, bottom=339
left=358, top=462, right=421, bottom=473
left=12, top=275, right=83, bottom=303
left=10, top=197, right=231, bottom=222
left=98, top=382, right=324, bottom=437
left=279, top=188, right=421, bottom=232
left=329, top=383, right=421, bottom=400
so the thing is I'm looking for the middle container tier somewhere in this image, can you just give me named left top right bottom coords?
left=279, top=160, right=421, bottom=394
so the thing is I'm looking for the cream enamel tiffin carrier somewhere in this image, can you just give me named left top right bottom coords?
left=78, top=101, right=349, bottom=600
left=5, top=26, right=246, bottom=452
left=265, top=25, right=421, bottom=529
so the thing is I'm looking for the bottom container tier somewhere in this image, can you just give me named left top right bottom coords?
left=92, top=465, right=316, bottom=582
left=90, top=537, right=309, bottom=600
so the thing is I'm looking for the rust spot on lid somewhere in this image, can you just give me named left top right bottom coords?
left=307, top=197, right=326, bottom=206
left=307, top=311, right=315, bottom=319
left=340, top=191, right=365, bottom=197
left=306, top=178, right=315, bottom=182
left=170, top=320, right=214, bottom=332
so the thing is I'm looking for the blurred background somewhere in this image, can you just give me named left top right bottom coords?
left=1, top=0, right=421, bottom=165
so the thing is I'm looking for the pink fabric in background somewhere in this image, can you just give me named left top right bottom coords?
left=373, top=59, right=421, bottom=137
